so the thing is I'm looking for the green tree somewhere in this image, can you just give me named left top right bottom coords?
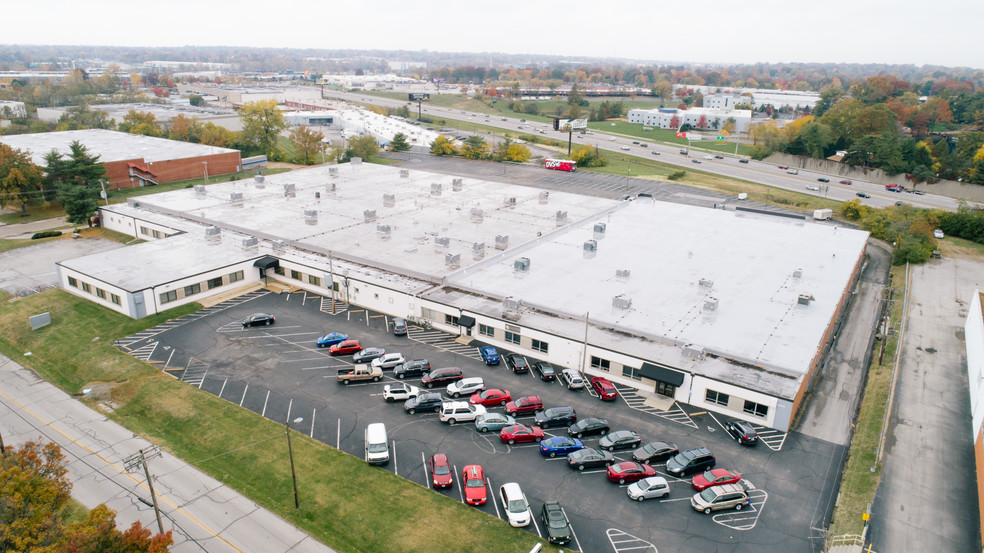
left=345, top=135, right=378, bottom=160
left=429, top=135, right=458, bottom=156
left=118, top=110, right=164, bottom=137
left=188, top=94, right=205, bottom=107
left=0, top=144, right=43, bottom=216
left=46, top=141, right=106, bottom=227
left=288, top=125, right=325, bottom=165
left=390, top=132, right=411, bottom=152
left=199, top=123, right=234, bottom=147
left=503, top=143, right=531, bottom=163
left=238, top=100, right=288, bottom=157
left=461, top=135, right=490, bottom=159
left=55, top=105, right=114, bottom=131
left=0, top=441, right=72, bottom=552
left=58, top=182, right=100, bottom=227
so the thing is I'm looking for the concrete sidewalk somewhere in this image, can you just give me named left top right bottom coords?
left=0, top=215, right=70, bottom=239
left=0, top=354, right=338, bottom=553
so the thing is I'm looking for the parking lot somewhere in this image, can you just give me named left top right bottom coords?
left=118, top=289, right=843, bottom=553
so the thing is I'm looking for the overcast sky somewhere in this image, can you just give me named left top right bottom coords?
left=5, top=0, right=983, bottom=70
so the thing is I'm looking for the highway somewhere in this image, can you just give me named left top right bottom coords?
left=306, top=88, right=961, bottom=211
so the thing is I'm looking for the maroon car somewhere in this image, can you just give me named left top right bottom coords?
left=591, top=377, right=618, bottom=401
left=421, top=367, right=463, bottom=389
left=470, top=388, right=512, bottom=407
left=606, top=462, right=657, bottom=484
left=505, top=395, right=543, bottom=416
left=430, top=453, right=453, bottom=489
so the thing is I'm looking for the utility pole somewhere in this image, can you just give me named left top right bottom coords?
left=124, top=447, right=164, bottom=534
left=579, top=312, right=590, bottom=377
left=286, top=418, right=303, bottom=508
left=328, top=252, right=336, bottom=314
left=0, top=428, right=6, bottom=457
left=202, top=161, right=209, bottom=185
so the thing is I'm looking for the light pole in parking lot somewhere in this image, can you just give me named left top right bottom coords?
left=286, top=417, right=303, bottom=508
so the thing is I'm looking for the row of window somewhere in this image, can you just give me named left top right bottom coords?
left=139, top=226, right=166, bottom=239
left=67, top=276, right=121, bottom=306
left=274, top=266, right=339, bottom=290
left=475, top=322, right=548, bottom=354
left=160, top=270, right=244, bottom=305
left=704, top=389, right=769, bottom=418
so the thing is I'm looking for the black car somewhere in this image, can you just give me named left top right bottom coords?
left=598, top=430, right=642, bottom=452
left=856, top=192, right=870, bottom=198
left=817, top=177, right=830, bottom=183
left=632, top=441, right=680, bottom=464
left=739, top=158, right=750, bottom=163
left=725, top=419, right=760, bottom=445
left=535, top=406, right=577, bottom=428
left=532, top=361, right=557, bottom=381
left=567, top=447, right=615, bottom=471
left=541, top=502, right=572, bottom=545
left=665, top=447, right=716, bottom=477
left=241, top=313, right=275, bottom=327
left=393, top=359, right=431, bottom=379
left=567, top=417, right=609, bottom=439
left=504, top=353, right=530, bottom=374
left=352, top=347, right=385, bottom=363
left=404, top=392, right=443, bottom=414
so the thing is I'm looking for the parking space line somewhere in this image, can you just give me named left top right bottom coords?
left=239, top=384, right=248, bottom=406
left=336, top=418, right=340, bottom=449
left=605, top=528, right=657, bottom=553
left=218, top=378, right=227, bottom=398
left=529, top=511, right=542, bottom=538
left=164, top=348, right=174, bottom=368
left=562, top=507, right=583, bottom=552
left=286, top=398, right=293, bottom=424
left=309, top=409, right=316, bottom=438
left=392, top=441, right=398, bottom=476
left=453, top=464, right=463, bottom=503
left=261, top=389, right=270, bottom=417
left=487, top=478, right=500, bottom=519
left=421, top=452, right=429, bottom=488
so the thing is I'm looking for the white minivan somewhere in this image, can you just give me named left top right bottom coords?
left=499, top=482, right=531, bottom=527
left=365, top=423, right=389, bottom=465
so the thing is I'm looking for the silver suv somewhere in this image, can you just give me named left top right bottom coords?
left=561, top=369, right=585, bottom=390
left=691, top=483, right=749, bottom=514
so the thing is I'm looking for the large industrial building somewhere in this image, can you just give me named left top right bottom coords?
left=0, top=129, right=241, bottom=189
left=627, top=106, right=752, bottom=133
left=55, top=162, right=868, bottom=432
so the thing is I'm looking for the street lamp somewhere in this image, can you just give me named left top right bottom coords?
left=202, top=161, right=209, bottom=185
left=286, top=416, right=303, bottom=508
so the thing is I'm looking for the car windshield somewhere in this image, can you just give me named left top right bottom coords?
left=699, top=488, right=718, bottom=502
left=547, top=515, right=566, bottom=528
left=702, top=471, right=715, bottom=480
left=466, top=477, right=484, bottom=488
left=368, top=443, right=387, bottom=453
left=434, top=465, right=450, bottom=476
left=507, top=499, right=527, bottom=513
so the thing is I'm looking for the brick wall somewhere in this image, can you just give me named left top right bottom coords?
left=101, top=151, right=242, bottom=190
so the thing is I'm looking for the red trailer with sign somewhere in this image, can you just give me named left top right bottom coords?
left=544, top=159, right=577, bottom=172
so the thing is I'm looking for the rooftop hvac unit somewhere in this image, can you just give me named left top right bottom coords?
left=383, top=193, right=395, bottom=207
left=431, top=183, right=442, bottom=196
left=127, top=199, right=140, bottom=207
left=703, top=297, right=719, bottom=312
left=329, top=166, right=339, bottom=176
left=242, top=236, right=259, bottom=249
left=503, top=310, right=522, bottom=321
left=470, top=208, right=484, bottom=223
left=272, top=240, right=285, bottom=252
left=583, top=240, right=597, bottom=251
left=616, top=269, right=631, bottom=278
left=594, top=222, right=607, bottom=234
left=503, top=197, right=516, bottom=207
left=612, top=295, right=632, bottom=309
left=254, top=174, right=264, bottom=183
left=793, top=268, right=803, bottom=279
left=194, top=184, right=206, bottom=198
left=315, top=191, right=321, bottom=199
left=363, top=209, right=377, bottom=222
left=538, top=191, right=549, bottom=204
left=473, top=242, right=485, bottom=253
left=304, top=209, right=318, bottom=223
left=284, top=183, right=296, bottom=198
left=434, top=236, right=450, bottom=248
left=377, top=224, right=391, bottom=235
left=514, top=257, right=531, bottom=272
left=326, top=182, right=337, bottom=193
left=230, top=192, right=244, bottom=206
left=556, top=210, right=568, bottom=223
left=204, top=226, right=221, bottom=238
left=351, top=157, right=362, bottom=165
left=699, top=278, right=714, bottom=289
left=495, top=234, right=509, bottom=250
left=682, top=344, right=705, bottom=359
left=452, top=178, right=463, bottom=191
left=798, top=294, right=814, bottom=306
left=400, top=169, right=409, bottom=178
left=445, top=253, right=461, bottom=268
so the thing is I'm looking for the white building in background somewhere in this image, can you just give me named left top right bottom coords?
left=703, top=93, right=748, bottom=110
left=673, top=84, right=819, bottom=110
left=0, top=100, right=27, bottom=118
left=627, top=107, right=752, bottom=133
left=285, top=111, right=341, bottom=128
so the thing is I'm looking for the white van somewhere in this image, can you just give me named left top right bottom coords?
left=499, top=482, right=531, bottom=527
left=365, top=423, right=389, bottom=465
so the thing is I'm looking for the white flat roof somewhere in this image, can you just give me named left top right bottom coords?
left=0, top=129, right=239, bottom=166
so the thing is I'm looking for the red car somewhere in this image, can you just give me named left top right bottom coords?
left=777, top=165, right=789, bottom=170
left=591, top=377, right=618, bottom=401
left=606, top=461, right=657, bottom=484
left=839, top=179, right=852, bottom=185
left=462, top=464, right=487, bottom=505
left=470, top=388, right=512, bottom=407
left=691, top=468, right=742, bottom=491
left=430, top=453, right=453, bottom=489
left=505, top=395, right=543, bottom=416
left=329, top=339, right=362, bottom=355
left=499, top=424, right=545, bottom=445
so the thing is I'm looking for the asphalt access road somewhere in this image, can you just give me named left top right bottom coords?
left=121, top=290, right=843, bottom=553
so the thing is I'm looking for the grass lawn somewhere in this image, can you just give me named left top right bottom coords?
left=0, top=290, right=564, bottom=553
left=0, top=226, right=136, bottom=254
left=0, top=203, right=67, bottom=224
left=107, top=167, right=294, bottom=203
left=829, top=265, right=906, bottom=536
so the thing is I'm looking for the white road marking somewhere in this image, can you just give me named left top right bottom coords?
left=218, top=378, right=227, bottom=398
left=286, top=398, right=293, bottom=423
left=261, top=389, right=270, bottom=417
left=165, top=348, right=175, bottom=367
left=488, top=478, right=501, bottom=519
left=422, top=451, right=430, bottom=488
left=454, top=464, right=463, bottom=503
left=310, top=408, right=316, bottom=438
left=392, top=441, right=398, bottom=475
left=239, top=384, right=248, bottom=406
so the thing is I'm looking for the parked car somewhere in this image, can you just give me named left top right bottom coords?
left=599, top=430, right=642, bottom=452
left=479, top=346, right=500, bottom=365
left=567, top=417, right=609, bottom=439
left=567, top=447, right=615, bottom=471
left=839, top=179, right=853, bottom=185
left=539, top=436, right=585, bottom=457
left=691, top=483, right=750, bottom=514
left=504, top=353, right=530, bottom=374
left=447, top=377, right=485, bottom=398
left=856, top=192, right=871, bottom=198
left=462, top=465, right=486, bottom=505
left=505, top=396, right=543, bottom=416
left=666, top=447, right=716, bottom=477
left=439, top=401, right=487, bottom=425
left=329, top=340, right=362, bottom=356
left=817, top=177, right=830, bottom=183
left=470, top=388, right=511, bottom=407
left=391, top=318, right=408, bottom=336
left=532, top=361, right=557, bottom=382
left=499, top=483, right=532, bottom=527
left=422, top=367, right=463, bottom=388
left=561, top=369, right=585, bottom=390
left=316, top=332, right=347, bottom=348
left=607, top=462, right=657, bottom=484
left=404, top=392, right=444, bottom=415
left=242, top=313, right=275, bottom=328
left=632, top=441, right=679, bottom=464
left=382, top=383, right=419, bottom=403
left=591, top=377, right=618, bottom=400
left=541, top=502, right=572, bottom=545
left=535, top=406, right=577, bottom=428
left=934, top=229, right=945, bottom=239
left=393, top=359, right=431, bottom=379
left=353, top=347, right=385, bottom=363
left=475, top=412, right=517, bottom=433
left=371, top=352, right=405, bottom=369
left=627, top=476, right=670, bottom=501
left=725, top=419, right=759, bottom=445
left=499, top=424, right=544, bottom=444
left=692, top=468, right=743, bottom=491
left=429, top=453, right=453, bottom=488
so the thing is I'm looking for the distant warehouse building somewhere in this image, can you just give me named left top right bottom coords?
left=627, top=107, right=752, bottom=133
left=0, top=129, right=241, bottom=190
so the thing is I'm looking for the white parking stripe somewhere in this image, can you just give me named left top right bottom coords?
left=239, top=384, right=248, bottom=406
left=261, top=389, right=270, bottom=417
left=310, top=408, right=316, bottom=438
left=488, top=478, right=501, bottom=518
left=454, top=464, right=464, bottom=503
left=422, top=452, right=430, bottom=488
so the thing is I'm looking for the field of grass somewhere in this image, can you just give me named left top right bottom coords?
left=829, top=265, right=905, bottom=536
left=588, top=120, right=754, bottom=156
left=0, top=226, right=135, bottom=254
left=0, top=290, right=564, bottom=553
left=0, top=203, right=67, bottom=224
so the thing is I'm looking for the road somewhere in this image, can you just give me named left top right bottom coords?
left=298, top=87, right=961, bottom=212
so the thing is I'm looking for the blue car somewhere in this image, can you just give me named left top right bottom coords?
left=539, top=436, right=585, bottom=458
left=480, top=346, right=500, bottom=365
left=316, top=332, right=347, bottom=348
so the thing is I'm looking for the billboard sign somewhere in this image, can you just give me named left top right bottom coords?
left=687, top=133, right=701, bottom=141
left=676, top=131, right=686, bottom=138
left=408, top=93, right=430, bottom=101
left=569, top=119, right=588, bottom=130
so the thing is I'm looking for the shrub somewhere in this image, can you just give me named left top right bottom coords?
left=31, top=230, right=62, bottom=239
left=668, top=171, right=687, bottom=181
